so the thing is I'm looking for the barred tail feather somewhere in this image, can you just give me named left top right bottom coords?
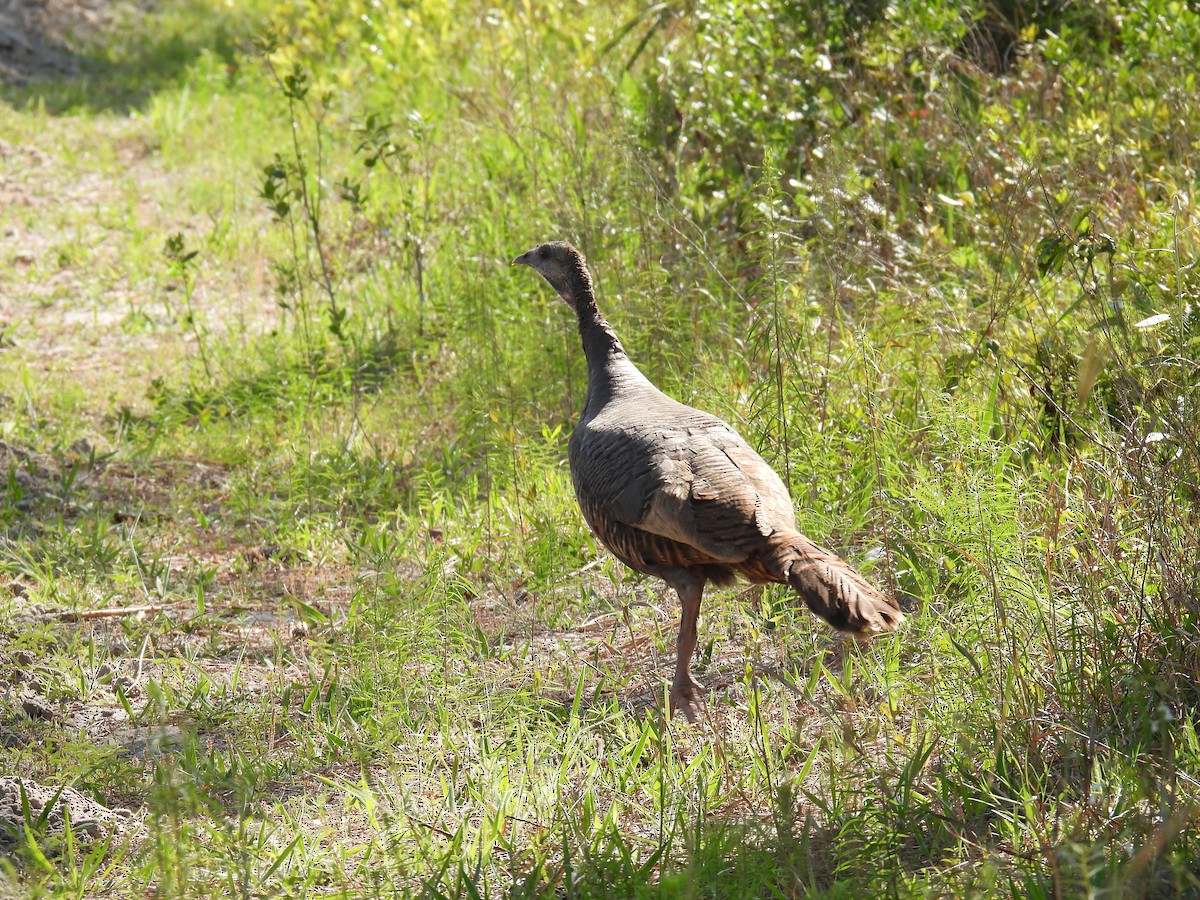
left=778, top=535, right=904, bottom=634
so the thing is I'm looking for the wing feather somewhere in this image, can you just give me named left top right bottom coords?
left=569, top=409, right=797, bottom=572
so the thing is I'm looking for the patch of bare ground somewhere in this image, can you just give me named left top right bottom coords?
left=0, top=0, right=120, bottom=84
left=1, top=0, right=279, bottom=414
left=0, top=123, right=279, bottom=411
left=1, top=438, right=353, bottom=775
left=470, top=572, right=872, bottom=727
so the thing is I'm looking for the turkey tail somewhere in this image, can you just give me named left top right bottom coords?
left=775, top=534, right=903, bottom=634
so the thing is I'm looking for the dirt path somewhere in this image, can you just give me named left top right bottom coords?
left=1, top=8, right=279, bottom=415
left=0, top=0, right=121, bottom=84
left=0, top=0, right=316, bottom=827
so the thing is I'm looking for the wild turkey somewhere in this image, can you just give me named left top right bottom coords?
left=513, top=241, right=903, bottom=721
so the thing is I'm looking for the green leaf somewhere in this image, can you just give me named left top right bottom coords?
left=1035, top=234, right=1069, bottom=277
left=600, top=2, right=671, bottom=57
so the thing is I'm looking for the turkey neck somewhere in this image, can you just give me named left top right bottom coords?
left=573, top=292, right=652, bottom=418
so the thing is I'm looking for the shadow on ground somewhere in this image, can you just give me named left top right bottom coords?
left=0, top=0, right=265, bottom=114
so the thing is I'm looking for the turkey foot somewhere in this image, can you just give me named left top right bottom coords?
left=669, top=674, right=704, bottom=723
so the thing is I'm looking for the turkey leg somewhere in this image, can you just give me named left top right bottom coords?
left=668, top=574, right=705, bottom=721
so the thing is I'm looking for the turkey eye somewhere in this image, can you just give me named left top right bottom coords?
left=538, top=248, right=549, bottom=259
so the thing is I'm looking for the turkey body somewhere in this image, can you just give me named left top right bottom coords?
left=514, top=241, right=903, bottom=720
left=569, top=373, right=792, bottom=587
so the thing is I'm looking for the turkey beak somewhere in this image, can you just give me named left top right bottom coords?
left=512, top=251, right=532, bottom=267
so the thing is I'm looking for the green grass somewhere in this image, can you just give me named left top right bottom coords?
left=2, top=0, right=1199, bottom=896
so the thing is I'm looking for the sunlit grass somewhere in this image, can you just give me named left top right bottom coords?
left=1, top=0, right=1198, bottom=896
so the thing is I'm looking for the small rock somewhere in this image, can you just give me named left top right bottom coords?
left=2, top=471, right=32, bottom=493
left=0, top=777, right=132, bottom=850
left=20, top=693, right=58, bottom=721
